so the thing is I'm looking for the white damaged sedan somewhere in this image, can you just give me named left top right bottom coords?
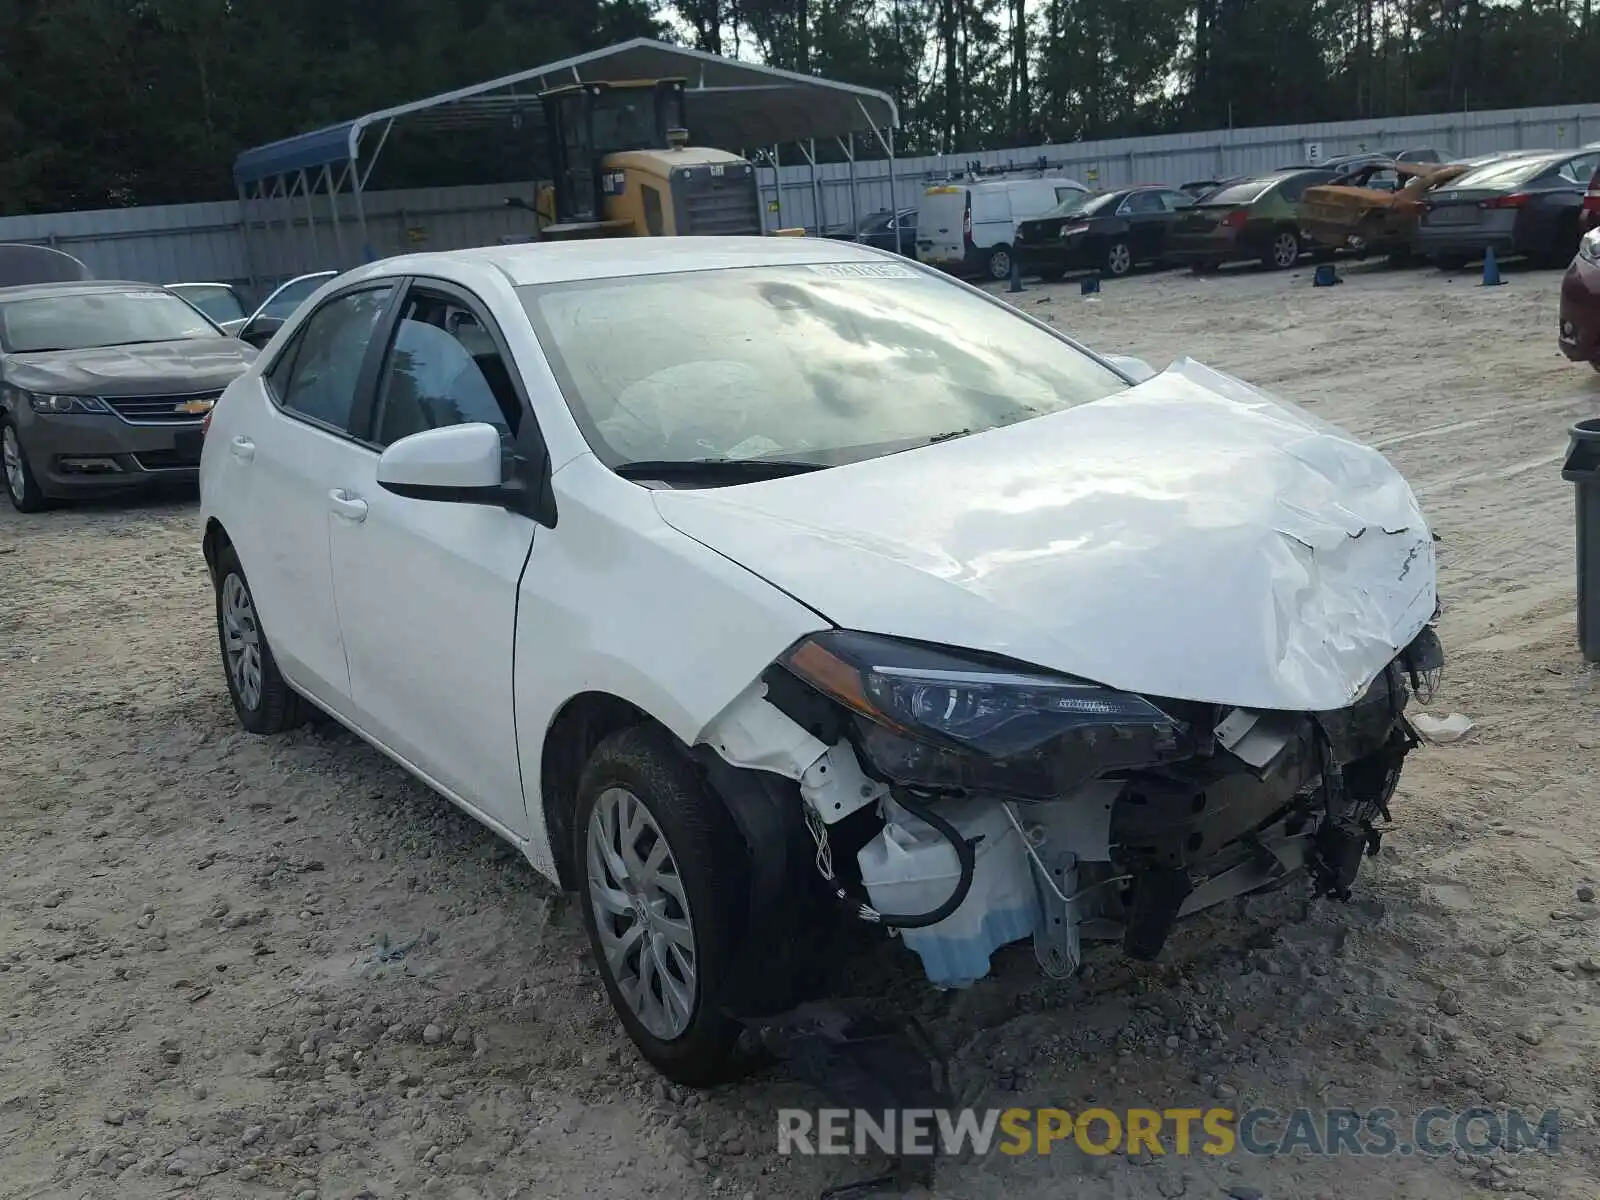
left=198, top=236, right=1443, bottom=1085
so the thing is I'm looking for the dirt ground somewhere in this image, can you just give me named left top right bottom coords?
left=4, top=257, right=1600, bottom=1200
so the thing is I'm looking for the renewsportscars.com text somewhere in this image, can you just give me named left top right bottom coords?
left=777, top=1106, right=1562, bottom=1159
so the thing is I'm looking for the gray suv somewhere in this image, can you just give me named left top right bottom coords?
left=1, top=281, right=257, bottom=511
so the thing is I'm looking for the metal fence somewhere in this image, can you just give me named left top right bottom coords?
left=2, top=100, right=1598, bottom=302
left=759, top=100, right=1600, bottom=233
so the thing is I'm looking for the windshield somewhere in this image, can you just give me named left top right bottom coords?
left=1203, top=178, right=1280, bottom=206
left=170, top=284, right=246, bottom=324
left=519, top=263, right=1129, bottom=470
left=0, top=290, right=222, bottom=353
left=1449, top=157, right=1557, bottom=190
left=258, top=274, right=333, bottom=321
left=1042, top=191, right=1123, bottom=219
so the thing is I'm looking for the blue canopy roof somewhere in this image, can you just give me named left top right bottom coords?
left=232, top=38, right=899, bottom=189
left=233, top=122, right=358, bottom=188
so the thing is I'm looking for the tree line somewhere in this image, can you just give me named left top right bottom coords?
left=0, top=0, right=1596, bottom=216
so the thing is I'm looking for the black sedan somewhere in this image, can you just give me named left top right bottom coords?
left=1014, top=186, right=1196, bottom=280
left=823, top=207, right=917, bottom=256
left=1415, top=148, right=1600, bottom=268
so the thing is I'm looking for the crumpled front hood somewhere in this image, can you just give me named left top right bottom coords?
left=652, top=359, right=1437, bottom=713
left=5, top=338, right=256, bottom=397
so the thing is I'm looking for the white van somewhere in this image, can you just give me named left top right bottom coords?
left=917, top=176, right=1089, bottom=280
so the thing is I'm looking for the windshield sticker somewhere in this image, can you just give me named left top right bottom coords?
left=806, top=262, right=919, bottom=279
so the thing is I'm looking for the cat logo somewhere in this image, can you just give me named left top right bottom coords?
left=174, top=398, right=215, bottom=415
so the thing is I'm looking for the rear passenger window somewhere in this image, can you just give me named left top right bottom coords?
left=1277, top=177, right=1316, bottom=203
left=1562, top=155, right=1600, bottom=185
left=271, top=286, right=394, bottom=431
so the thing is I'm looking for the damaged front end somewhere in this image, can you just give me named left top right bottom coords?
left=740, top=620, right=1445, bottom=988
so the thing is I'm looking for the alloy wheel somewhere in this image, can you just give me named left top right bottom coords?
left=1272, top=232, right=1300, bottom=268
left=988, top=249, right=1012, bottom=280
left=2, top=426, right=23, bottom=503
left=1107, top=242, right=1133, bottom=276
left=585, top=786, right=698, bottom=1041
left=220, top=573, right=264, bottom=711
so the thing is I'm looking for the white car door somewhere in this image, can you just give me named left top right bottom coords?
left=325, top=280, right=536, bottom=839
left=232, top=281, right=399, bottom=709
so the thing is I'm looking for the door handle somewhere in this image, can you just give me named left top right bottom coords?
left=328, top=489, right=368, bottom=522
left=229, top=436, right=255, bottom=462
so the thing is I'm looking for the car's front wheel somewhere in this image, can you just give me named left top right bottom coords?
left=2, top=416, right=49, bottom=513
left=1105, top=239, right=1134, bottom=277
left=213, top=545, right=304, bottom=734
left=986, top=245, right=1014, bottom=281
left=575, top=725, right=754, bottom=1086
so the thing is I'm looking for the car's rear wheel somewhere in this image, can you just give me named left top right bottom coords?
left=1265, top=229, right=1301, bottom=270
left=575, top=724, right=755, bottom=1086
left=986, top=245, right=1014, bottom=281
left=2, top=417, right=50, bottom=513
left=1105, top=240, right=1134, bottom=277
left=214, top=546, right=304, bottom=734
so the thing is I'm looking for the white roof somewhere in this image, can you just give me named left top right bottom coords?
left=355, top=235, right=898, bottom=287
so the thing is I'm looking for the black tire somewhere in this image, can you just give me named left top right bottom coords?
left=574, top=724, right=756, bottom=1087
left=985, top=244, right=1014, bottom=281
left=1104, top=239, right=1134, bottom=277
left=1536, top=218, right=1581, bottom=269
left=1264, top=228, right=1301, bottom=270
left=213, top=545, right=305, bottom=734
left=1, top=414, right=50, bottom=513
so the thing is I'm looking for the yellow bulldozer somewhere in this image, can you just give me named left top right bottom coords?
left=507, top=78, right=770, bottom=240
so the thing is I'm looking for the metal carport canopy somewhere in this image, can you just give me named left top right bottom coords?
left=231, top=38, right=900, bottom=187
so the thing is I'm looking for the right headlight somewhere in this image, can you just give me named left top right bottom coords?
left=779, top=630, right=1185, bottom=798
left=27, top=392, right=109, bottom=415
left=1580, top=228, right=1600, bottom=266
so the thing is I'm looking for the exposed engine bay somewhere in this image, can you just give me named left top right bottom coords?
left=703, top=618, right=1445, bottom=990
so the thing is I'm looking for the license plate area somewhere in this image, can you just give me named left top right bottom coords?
left=172, top=429, right=203, bottom=464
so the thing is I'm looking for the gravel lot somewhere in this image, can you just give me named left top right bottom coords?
left=4, top=258, right=1600, bottom=1200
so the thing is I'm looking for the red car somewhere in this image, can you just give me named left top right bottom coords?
left=1561, top=212, right=1600, bottom=371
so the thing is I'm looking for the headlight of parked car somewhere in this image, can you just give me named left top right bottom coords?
left=1580, top=228, right=1600, bottom=266
left=28, top=392, right=110, bottom=415
left=779, top=630, right=1186, bottom=798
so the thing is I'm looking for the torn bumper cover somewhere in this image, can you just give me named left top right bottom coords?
left=761, top=621, right=1442, bottom=987
left=681, top=359, right=1444, bottom=989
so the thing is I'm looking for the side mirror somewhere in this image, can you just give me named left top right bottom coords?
left=376, top=422, right=557, bottom=526
left=1104, top=354, right=1157, bottom=384
left=238, top=316, right=283, bottom=349
left=377, top=423, right=505, bottom=499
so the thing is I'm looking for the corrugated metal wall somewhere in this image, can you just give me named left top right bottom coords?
left=757, top=100, right=1600, bottom=232
left=2, top=100, right=1597, bottom=297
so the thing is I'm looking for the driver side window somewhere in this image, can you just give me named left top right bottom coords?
left=371, top=289, right=522, bottom=448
